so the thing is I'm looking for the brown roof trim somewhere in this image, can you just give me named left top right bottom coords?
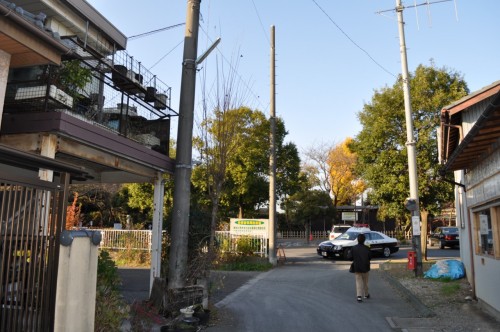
left=0, top=143, right=87, bottom=177
left=442, top=81, right=500, bottom=116
left=443, top=92, right=500, bottom=172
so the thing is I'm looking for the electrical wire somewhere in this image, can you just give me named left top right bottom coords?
left=250, top=0, right=270, bottom=45
left=198, top=24, right=269, bottom=112
left=128, top=23, right=185, bottom=40
left=311, top=0, right=396, bottom=78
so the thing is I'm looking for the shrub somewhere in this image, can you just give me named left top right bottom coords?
left=94, top=251, right=129, bottom=331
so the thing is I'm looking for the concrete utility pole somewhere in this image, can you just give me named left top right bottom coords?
left=396, top=0, right=423, bottom=277
left=268, top=25, right=277, bottom=265
left=168, top=0, right=201, bottom=289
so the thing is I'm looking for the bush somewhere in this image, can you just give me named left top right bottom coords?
left=94, top=251, right=129, bottom=331
left=214, top=253, right=273, bottom=271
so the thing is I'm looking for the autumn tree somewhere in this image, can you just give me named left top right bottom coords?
left=66, top=192, right=81, bottom=229
left=328, top=138, right=365, bottom=207
left=351, top=64, right=469, bottom=234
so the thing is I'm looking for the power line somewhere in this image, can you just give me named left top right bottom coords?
left=128, top=23, right=185, bottom=40
left=198, top=24, right=269, bottom=112
left=311, top=0, right=396, bottom=78
left=250, top=0, right=270, bottom=45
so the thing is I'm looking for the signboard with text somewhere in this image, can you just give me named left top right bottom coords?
left=230, top=218, right=268, bottom=235
left=341, top=212, right=356, bottom=221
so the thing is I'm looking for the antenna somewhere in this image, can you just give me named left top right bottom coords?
left=196, top=37, right=221, bottom=65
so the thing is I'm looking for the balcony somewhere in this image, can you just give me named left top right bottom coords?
left=3, top=36, right=177, bottom=156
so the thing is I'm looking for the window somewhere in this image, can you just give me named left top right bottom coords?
left=369, top=233, right=384, bottom=240
left=473, top=206, right=499, bottom=258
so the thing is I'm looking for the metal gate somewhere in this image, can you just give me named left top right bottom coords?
left=0, top=172, right=67, bottom=331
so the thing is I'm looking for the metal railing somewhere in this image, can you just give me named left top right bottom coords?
left=0, top=173, right=66, bottom=331
left=215, top=231, right=268, bottom=257
left=94, top=229, right=152, bottom=251
left=277, top=230, right=412, bottom=241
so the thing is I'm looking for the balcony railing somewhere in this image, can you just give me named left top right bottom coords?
left=3, top=36, right=177, bottom=155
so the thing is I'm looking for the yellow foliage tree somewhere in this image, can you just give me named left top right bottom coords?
left=328, top=138, right=365, bottom=206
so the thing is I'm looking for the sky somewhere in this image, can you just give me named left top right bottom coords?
left=86, top=0, right=500, bottom=157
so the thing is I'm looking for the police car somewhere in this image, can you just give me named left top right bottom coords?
left=317, top=225, right=399, bottom=260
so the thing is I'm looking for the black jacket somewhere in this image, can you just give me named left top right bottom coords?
left=350, top=244, right=371, bottom=273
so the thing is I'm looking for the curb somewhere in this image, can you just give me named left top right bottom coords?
left=380, top=270, right=435, bottom=318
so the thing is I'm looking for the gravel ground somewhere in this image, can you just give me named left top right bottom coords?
left=381, top=262, right=500, bottom=331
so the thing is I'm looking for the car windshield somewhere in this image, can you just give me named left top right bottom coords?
left=333, top=227, right=349, bottom=233
left=443, top=228, right=458, bottom=234
left=337, top=231, right=359, bottom=240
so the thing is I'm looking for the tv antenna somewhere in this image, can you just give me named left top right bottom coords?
left=376, top=0, right=458, bottom=29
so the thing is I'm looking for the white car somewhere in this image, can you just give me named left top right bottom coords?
left=317, top=227, right=399, bottom=259
left=328, top=224, right=351, bottom=240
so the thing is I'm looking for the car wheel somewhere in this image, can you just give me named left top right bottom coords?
left=382, top=247, right=391, bottom=258
left=440, top=241, right=445, bottom=249
left=343, top=248, right=352, bottom=260
left=322, top=255, right=329, bottom=259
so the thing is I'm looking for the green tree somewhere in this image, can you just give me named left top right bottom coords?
left=351, top=64, right=469, bottom=232
left=288, top=189, right=335, bottom=235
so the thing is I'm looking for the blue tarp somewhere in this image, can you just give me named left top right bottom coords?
left=424, top=259, right=465, bottom=280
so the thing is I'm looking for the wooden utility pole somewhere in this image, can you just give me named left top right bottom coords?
left=168, top=0, right=201, bottom=289
left=268, top=25, right=277, bottom=265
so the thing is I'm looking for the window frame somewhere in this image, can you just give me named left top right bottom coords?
left=472, top=205, right=500, bottom=259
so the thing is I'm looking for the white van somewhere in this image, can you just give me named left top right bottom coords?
left=329, top=225, right=351, bottom=240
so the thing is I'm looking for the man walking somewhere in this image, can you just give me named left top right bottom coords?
left=349, top=233, right=371, bottom=302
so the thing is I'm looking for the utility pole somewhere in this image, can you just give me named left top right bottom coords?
left=396, top=0, right=423, bottom=277
left=268, top=25, right=277, bottom=265
left=168, top=0, right=201, bottom=289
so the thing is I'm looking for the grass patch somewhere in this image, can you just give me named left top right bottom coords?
left=104, top=249, right=151, bottom=267
left=214, top=254, right=273, bottom=271
left=440, top=282, right=461, bottom=296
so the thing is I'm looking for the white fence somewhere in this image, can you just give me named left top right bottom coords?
left=215, top=231, right=268, bottom=257
left=96, top=229, right=153, bottom=251
left=278, top=230, right=412, bottom=241
left=93, top=228, right=412, bottom=253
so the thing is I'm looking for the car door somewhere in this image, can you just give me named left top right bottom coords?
left=367, top=232, right=384, bottom=252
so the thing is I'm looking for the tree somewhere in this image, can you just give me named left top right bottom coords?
left=351, top=64, right=469, bottom=232
left=276, top=142, right=302, bottom=227
left=328, top=138, right=365, bottom=207
left=195, top=106, right=263, bottom=248
left=288, top=189, right=335, bottom=236
left=303, top=141, right=336, bottom=193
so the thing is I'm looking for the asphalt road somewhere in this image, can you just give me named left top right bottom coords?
left=118, top=242, right=460, bottom=331
left=205, top=245, right=460, bottom=332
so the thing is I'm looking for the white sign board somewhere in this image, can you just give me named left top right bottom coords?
left=479, top=215, right=489, bottom=235
left=342, top=212, right=356, bottom=221
left=412, top=216, right=421, bottom=235
left=230, top=218, right=268, bottom=235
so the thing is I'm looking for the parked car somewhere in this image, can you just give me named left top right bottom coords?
left=317, top=227, right=399, bottom=259
left=429, top=227, right=460, bottom=249
left=328, top=224, right=351, bottom=240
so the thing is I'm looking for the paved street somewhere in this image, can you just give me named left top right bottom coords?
left=205, top=246, right=432, bottom=332
left=119, top=242, right=461, bottom=331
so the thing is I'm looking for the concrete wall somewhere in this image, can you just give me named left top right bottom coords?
left=54, top=232, right=100, bottom=332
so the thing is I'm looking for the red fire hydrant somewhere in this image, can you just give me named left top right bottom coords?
left=407, top=251, right=416, bottom=270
